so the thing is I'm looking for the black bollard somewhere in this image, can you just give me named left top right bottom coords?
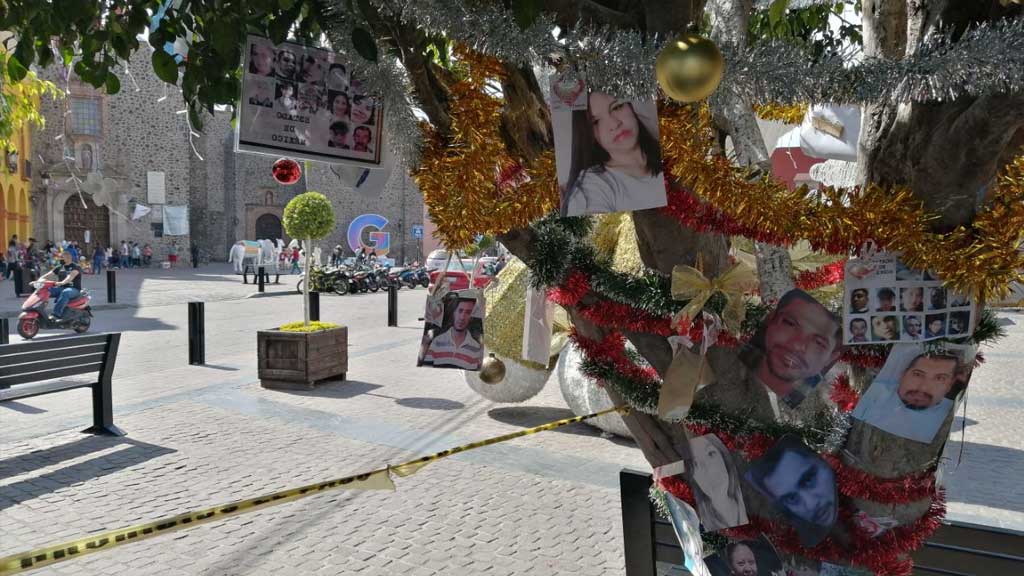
left=188, top=302, right=205, bottom=365
left=106, top=270, right=116, bottom=303
left=0, top=317, right=9, bottom=345
left=387, top=284, right=398, bottom=327
left=12, top=267, right=24, bottom=297
left=309, top=291, right=320, bottom=322
left=257, top=266, right=266, bottom=293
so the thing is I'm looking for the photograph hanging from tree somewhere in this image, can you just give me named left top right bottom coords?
left=685, top=433, right=749, bottom=531
left=744, top=435, right=838, bottom=546
left=851, top=343, right=974, bottom=443
left=739, top=289, right=843, bottom=409
left=549, top=72, right=667, bottom=217
left=418, top=289, right=485, bottom=371
left=238, top=35, right=384, bottom=166
left=705, top=535, right=784, bottom=576
left=843, top=253, right=975, bottom=345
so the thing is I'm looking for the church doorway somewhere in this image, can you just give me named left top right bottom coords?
left=255, top=213, right=283, bottom=241
left=63, top=194, right=110, bottom=248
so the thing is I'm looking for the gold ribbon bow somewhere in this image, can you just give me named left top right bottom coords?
left=671, top=261, right=757, bottom=331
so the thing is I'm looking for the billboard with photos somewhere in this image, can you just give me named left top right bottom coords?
left=238, top=35, right=384, bottom=166
left=843, top=252, right=975, bottom=345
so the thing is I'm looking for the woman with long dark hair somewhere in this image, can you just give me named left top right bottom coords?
left=688, top=434, right=748, bottom=531
left=560, top=92, right=665, bottom=216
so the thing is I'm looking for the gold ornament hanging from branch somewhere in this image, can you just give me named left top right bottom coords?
left=479, top=353, right=507, bottom=384
left=655, top=34, right=725, bottom=103
left=414, top=49, right=559, bottom=250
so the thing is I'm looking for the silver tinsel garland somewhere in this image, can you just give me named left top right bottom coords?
left=320, top=1, right=1024, bottom=166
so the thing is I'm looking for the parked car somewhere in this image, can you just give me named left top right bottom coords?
left=424, top=249, right=448, bottom=272
left=428, top=258, right=495, bottom=292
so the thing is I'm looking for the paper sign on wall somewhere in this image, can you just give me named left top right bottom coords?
left=147, top=171, right=166, bottom=204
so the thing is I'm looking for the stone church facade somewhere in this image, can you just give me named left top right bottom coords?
left=30, top=46, right=423, bottom=265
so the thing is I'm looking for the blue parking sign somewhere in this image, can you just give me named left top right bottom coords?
left=411, top=225, right=424, bottom=239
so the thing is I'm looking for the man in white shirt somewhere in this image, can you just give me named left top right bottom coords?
left=423, top=297, right=482, bottom=370
left=852, top=351, right=960, bottom=443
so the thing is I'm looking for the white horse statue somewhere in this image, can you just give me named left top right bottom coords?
left=229, top=239, right=284, bottom=274
left=285, top=239, right=321, bottom=266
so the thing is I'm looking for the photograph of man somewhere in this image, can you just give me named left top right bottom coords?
left=871, top=315, right=898, bottom=341
left=328, top=121, right=350, bottom=149
left=299, top=53, right=326, bottom=85
left=847, top=318, right=868, bottom=343
left=275, top=48, right=298, bottom=80
left=327, top=63, right=349, bottom=91
left=352, top=126, right=373, bottom=153
left=740, top=289, right=842, bottom=408
left=248, top=42, right=275, bottom=76
left=706, top=537, right=784, bottom=576
left=686, top=434, right=748, bottom=531
left=902, top=315, right=923, bottom=340
left=875, top=288, right=896, bottom=312
left=928, top=286, right=946, bottom=310
left=555, top=91, right=667, bottom=217
left=420, top=292, right=484, bottom=370
left=247, top=77, right=274, bottom=108
left=351, top=95, right=377, bottom=125
left=925, top=313, right=946, bottom=339
left=275, top=82, right=297, bottom=113
left=744, top=436, right=837, bottom=546
left=851, top=345, right=967, bottom=443
left=849, top=288, right=869, bottom=314
left=948, top=311, right=970, bottom=336
left=900, top=287, right=923, bottom=312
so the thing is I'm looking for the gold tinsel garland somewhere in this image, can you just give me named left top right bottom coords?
left=415, top=49, right=1024, bottom=298
left=414, top=50, right=558, bottom=249
left=591, top=213, right=647, bottom=275
left=753, top=102, right=808, bottom=125
left=659, top=105, right=1024, bottom=299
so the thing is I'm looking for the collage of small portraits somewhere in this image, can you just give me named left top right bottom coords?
left=243, top=37, right=380, bottom=158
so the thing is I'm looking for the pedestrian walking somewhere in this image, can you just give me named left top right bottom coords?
left=132, top=243, right=142, bottom=268
left=168, top=243, right=179, bottom=268
left=92, top=244, right=105, bottom=275
left=142, top=244, right=152, bottom=266
left=290, top=246, right=301, bottom=274
left=190, top=241, right=200, bottom=268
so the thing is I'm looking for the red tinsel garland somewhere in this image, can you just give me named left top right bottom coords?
left=822, top=454, right=937, bottom=505
left=841, top=347, right=889, bottom=369
left=548, top=270, right=590, bottom=307
left=829, top=373, right=860, bottom=413
left=660, top=183, right=792, bottom=246
left=578, top=300, right=675, bottom=336
left=795, top=260, right=847, bottom=291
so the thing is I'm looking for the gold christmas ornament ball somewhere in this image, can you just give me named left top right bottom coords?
left=478, top=353, right=507, bottom=385
left=656, top=34, right=724, bottom=103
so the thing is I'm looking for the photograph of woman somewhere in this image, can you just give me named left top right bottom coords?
left=328, top=90, right=350, bottom=121
left=706, top=537, right=784, bottom=576
left=553, top=89, right=667, bottom=217
left=687, top=434, right=748, bottom=531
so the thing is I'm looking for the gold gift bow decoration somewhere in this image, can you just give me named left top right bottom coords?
left=670, top=260, right=758, bottom=331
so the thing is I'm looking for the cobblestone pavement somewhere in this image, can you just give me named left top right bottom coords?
left=1, top=271, right=1022, bottom=575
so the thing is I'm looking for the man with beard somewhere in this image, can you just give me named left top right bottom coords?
left=423, top=296, right=483, bottom=370
left=849, top=288, right=869, bottom=313
left=745, top=437, right=837, bottom=546
left=742, top=289, right=842, bottom=408
left=852, top=348, right=962, bottom=443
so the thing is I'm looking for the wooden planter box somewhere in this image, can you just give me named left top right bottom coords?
left=257, top=326, right=348, bottom=390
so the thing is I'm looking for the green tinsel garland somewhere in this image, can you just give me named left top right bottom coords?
left=649, top=486, right=730, bottom=553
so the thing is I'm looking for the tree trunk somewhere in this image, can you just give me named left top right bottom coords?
left=303, top=237, right=311, bottom=326
left=362, top=0, right=1024, bottom=570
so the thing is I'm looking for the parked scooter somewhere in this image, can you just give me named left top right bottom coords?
left=17, top=280, right=93, bottom=339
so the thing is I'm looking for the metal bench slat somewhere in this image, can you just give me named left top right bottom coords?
left=0, top=334, right=110, bottom=357
left=0, top=363, right=105, bottom=388
left=0, top=342, right=109, bottom=365
left=911, top=542, right=1024, bottom=576
left=0, top=379, right=95, bottom=402
left=0, top=352, right=108, bottom=377
left=925, top=522, right=1024, bottom=558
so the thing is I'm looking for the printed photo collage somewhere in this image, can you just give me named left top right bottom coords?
left=843, top=255, right=974, bottom=345
left=239, top=35, right=383, bottom=165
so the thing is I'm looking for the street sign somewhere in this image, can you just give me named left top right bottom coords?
left=411, top=225, right=424, bottom=239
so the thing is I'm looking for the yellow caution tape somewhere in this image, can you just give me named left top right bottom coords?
left=0, top=405, right=629, bottom=575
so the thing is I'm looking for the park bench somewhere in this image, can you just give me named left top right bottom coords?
left=0, top=333, right=124, bottom=436
left=619, top=468, right=1024, bottom=576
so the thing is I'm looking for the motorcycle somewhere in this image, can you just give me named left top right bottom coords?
left=17, top=280, right=93, bottom=339
left=415, top=266, right=430, bottom=288
left=398, top=266, right=421, bottom=289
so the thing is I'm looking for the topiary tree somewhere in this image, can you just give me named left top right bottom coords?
left=283, top=191, right=335, bottom=327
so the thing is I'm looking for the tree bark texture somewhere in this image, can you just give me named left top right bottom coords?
left=366, top=0, right=1022, bottom=570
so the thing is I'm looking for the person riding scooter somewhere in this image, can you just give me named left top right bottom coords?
left=39, top=251, right=83, bottom=323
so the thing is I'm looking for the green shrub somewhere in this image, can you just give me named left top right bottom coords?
left=284, top=192, right=335, bottom=241
left=278, top=321, right=341, bottom=333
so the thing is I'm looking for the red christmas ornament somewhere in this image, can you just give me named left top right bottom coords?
left=272, top=158, right=302, bottom=185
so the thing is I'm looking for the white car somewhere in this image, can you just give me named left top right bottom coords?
left=425, top=249, right=448, bottom=272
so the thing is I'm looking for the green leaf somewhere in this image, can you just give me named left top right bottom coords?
left=511, top=0, right=542, bottom=31
left=152, top=49, right=180, bottom=85
left=769, top=0, right=789, bottom=25
left=105, top=73, right=121, bottom=95
left=6, top=55, right=28, bottom=82
left=351, top=27, right=377, bottom=62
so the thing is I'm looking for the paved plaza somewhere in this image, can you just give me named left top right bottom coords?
left=1, top=266, right=1022, bottom=575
